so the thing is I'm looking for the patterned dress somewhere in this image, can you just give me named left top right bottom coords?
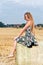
left=15, top=26, right=37, bottom=47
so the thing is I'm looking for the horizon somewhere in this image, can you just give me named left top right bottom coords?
left=0, top=0, right=43, bottom=25
left=0, top=22, right=43, bottom=26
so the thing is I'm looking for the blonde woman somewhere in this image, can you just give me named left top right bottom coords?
left=8, top=12, right=38, bottom=57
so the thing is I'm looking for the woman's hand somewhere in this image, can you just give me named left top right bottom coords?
left=14, top=36, right=19, bottom=41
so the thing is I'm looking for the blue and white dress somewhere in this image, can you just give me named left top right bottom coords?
left=15, top=26, right=37, bottom=47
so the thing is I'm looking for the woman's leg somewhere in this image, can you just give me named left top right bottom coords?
left=8, top=40, right=17, bottom=57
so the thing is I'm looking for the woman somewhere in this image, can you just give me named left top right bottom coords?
left=8, top=12, right=38, bottom=57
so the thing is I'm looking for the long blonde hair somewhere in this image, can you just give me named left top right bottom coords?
left=24, top=12, right=35, bottom=35
left=24, top=12, right=33, bottom=21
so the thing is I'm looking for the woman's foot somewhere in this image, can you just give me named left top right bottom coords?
left=8, top=53, right=14, bottom=58
left=8, top=48, right=16, bottom=58
left=8, top=54, right=14, bottom=58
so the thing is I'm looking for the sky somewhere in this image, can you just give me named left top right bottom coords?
left=0, top=0, right=43, bottom=25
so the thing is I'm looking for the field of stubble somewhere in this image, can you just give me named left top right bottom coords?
left=0, top=28, right=43, bottom=65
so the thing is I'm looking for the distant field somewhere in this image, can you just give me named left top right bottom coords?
left=0, top=28, right=43, bottom=65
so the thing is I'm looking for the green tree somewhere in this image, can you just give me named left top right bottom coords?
left=0, top=22, right=6, bottom=27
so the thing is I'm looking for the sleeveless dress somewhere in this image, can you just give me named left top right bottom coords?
left=15, top=26, right=37, bottom=47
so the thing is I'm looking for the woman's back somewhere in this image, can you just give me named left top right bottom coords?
left=31, top=21, right=35, bottom=35
left=26, top=20, right=35, bottom=34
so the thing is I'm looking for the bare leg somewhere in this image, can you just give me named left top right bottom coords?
left=8, top=40, right=17, bottom=57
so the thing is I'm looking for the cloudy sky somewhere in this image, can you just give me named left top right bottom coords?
left=0, top=0, right=43, bottom=24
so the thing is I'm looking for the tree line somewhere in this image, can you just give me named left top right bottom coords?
left=0, top=22, right=43, bottom=28
left=0, top=22, right=25, bottom=28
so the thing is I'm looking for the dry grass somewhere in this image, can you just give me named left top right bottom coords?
left=0, top=28, right=43, bottom=65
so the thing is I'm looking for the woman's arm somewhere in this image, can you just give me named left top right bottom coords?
left=18, top=21, right=30, bottom=37
left=32, top=27, right=35, bottom=36
left=32, top=25, right=35, bottom=36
